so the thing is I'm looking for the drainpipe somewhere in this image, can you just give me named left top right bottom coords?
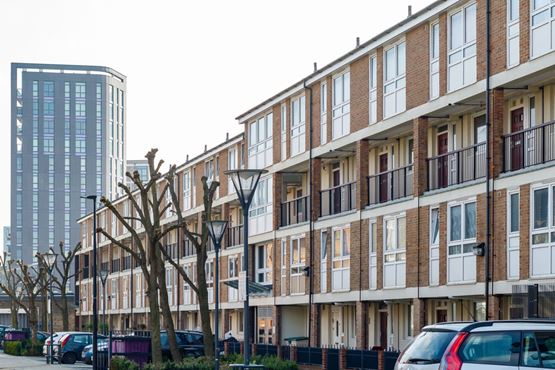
left=304, top=80, right=315, bottom=346
left=485, top=0, right=492, bottom=320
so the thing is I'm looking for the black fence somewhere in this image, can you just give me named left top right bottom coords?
left=346, top=349, right=378, bottom=369
left=328, top=348, right=340, bottom=370
left=503, top=120, right=555, bottom=173
left=367, top=165, right=413, bottom=206
left=320, top=182, right=357, bottom=217
left=281, top=196, right=309, bottom=226
left=427, top=143, right=486, bottom=191
left=297, top=346, right=322, bottom=366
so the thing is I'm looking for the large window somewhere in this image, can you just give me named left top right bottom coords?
left=369, top=55, right=378, bottom=123
left=383, top=214, right=406, bottom=288
left=281, top=239, right=287, bottom=296
left=447, top=200, right=477, bottom=283
left=256, top=244, right=272, bottom=284
left=291, top=95, right=306, bottom=156
left=531, top=0, right=555, bottom=58
left=281, top=103, right=287, bottom=160
left=448, top=3, right=477, bottom=91
left=320, top=230, right=328, bottom=293
left=430, top=22, right=440, bottom=99
left=248, top=112, right=273, bottom=168
left=248, top=176, right=273, bottom=235
left=383, top=41, right=406, bottom=118
left=332, top=226, right=350, bottom=291
left=530, top=185, right=555, bottom=277
left=320, top=83, right=328, bottom=144
left=507, top=0, right=520, bottom=67
left=228, top=147, right=237, bottom=194
left=332, top=70, right=350, bottom=139
left=228, top=255, right=239, bottom=302
left=369, top=221, right=377, bottom=290
left=430, top=207, right=440, bottom=286
left=507, top=191, right=520, bottom=279
left=290, top=236, right=306, bottom=294
left=183, top=170, right=191, bottom=210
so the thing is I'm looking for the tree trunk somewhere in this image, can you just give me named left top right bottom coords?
left=41, top=291, right=47, bottom=331
left=158, top=269, right=182, bottom=362
left=196, top=258, right=214, bottom=358
left=147, top=271, right=163, bottom=365
left=61, top=290, right=69, bottom=331
left=28, top=304, right=39, bottom=344
left=10, top=302, right=18, bottom=328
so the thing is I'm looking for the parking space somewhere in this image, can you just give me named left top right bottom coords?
left=0, top=351, right=92, bottom=370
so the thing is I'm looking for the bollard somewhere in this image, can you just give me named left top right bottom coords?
left=378, top=350, right=384, bottom=370
left=322, top=347, right=328, bottom=370
left=339, top=347, right=347, bottom=370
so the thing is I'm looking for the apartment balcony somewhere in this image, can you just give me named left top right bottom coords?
left=367, top=165, right=413, bottom=206
left=503, top=120, right=555, bottom=172
left=320, top=182, right=356, bottom=217
left=427, top=143, right=486, bottom=191
left=182, top=238, right=195, bottom=257
left=280, top=195, right=309, bottom=227
left=226, top=224, right=243, bottom=247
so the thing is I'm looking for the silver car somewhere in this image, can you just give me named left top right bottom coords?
left=396, top=320, right=555, bottom=370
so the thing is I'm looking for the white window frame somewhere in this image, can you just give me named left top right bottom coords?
left=248, top=175, right=273, bottom=235
left=447, top=200, right=477, bottom=284
left=248, top=112, right=273, bottom=169
left=255, top=244, right=272, bottom=285
left=383, top=40, right=406, bottom=118
left=369, top=55, right=378, bottom=124
left=332, top=225, right=350, bottom=292
left=183, top=170, right=191, bottom=210
left=507, top=0, right=520, bottom=68
left=320, top=82, right=328, bottom=144
left=383, top=214, right=406, bottom=288
left=290, top=236, right=305, bottom=295
left=430, top=21, right=440, bottom=100
left=369, top=220, right=377, bottom=290
left=110, top=278, right=118, bottom=310
left=166, top=267, right=174, bottom=306
left=134, top=273, right=143, bottom=308
left=530, top=184, right=555, bottom=277
left=206, top=260, right=214, bottom=303
left=281, top=103, right=287, bottom=160
left=332, top=69, right=350, bottom=139
left=281, top=239, right=287, bottom=296
left=228, top=254, right=239, bottom=302
left=227, top=147, right=237, bottom=194
left=183, top=264, right=192, bottom=305
left=291, top=95, right=306, bottom=156
left=447, top=2, right=477, bottom=92
left=430, top=207, right=440, bottom=286
left=530, top=0, right=555, bottom=59
left=507, top=190, right=520, bottom=280
left=320, top=230, right=328, bottom=293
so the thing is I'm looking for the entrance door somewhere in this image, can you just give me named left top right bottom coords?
left=379, top=153, right=388, bottom=202
left=437, top=132, right=449, bottom=188
left=511, top=108, right=524, bottom=171
left=332, top=306, right=343, bottom=345
left=379, top=311, right=388, bottom=349
left=332, top=164, right=341, bottom=213
left=436, top=309, right=448, bottom=323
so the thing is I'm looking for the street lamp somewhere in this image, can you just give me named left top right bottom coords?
left=99, top=269, right=109, bottom=335
left=43, top=250, right=57, bottom=365
left=224, top=169, right=267, bottom=366
left=206, top=220, right=228, bottom=370
left=81, top=195, right=98, bottom=370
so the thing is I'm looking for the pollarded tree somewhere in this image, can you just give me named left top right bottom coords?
left=0, top=254, right=23, bottom=328
left=37, top=241, right=82, bottom=331
left=97, top=149, right=181, bottom=365
left=161, top=165, right=219, bottom=359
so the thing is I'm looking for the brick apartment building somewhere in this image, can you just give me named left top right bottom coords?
left=76, top=0, right=555, bottom=351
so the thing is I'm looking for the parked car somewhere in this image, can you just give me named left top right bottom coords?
left=161, top=330, right=204, bottom=359
left=395, top=320, right=555, bottom=370
left=43, top=332, right=80, bottom=357
left=81, top=338, right=108, bottom=365
left=0, top=325, right=10, bottom=348
left=54, top=332, right=105, bottom=364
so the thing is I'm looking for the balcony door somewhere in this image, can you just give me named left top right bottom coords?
left=332, top=164, right=341, bottom=214
left=437, top=132, right=449, bottom=188
left=510, top=107, right=524, bottom=171
left=379, top=153, right=388, bottom=203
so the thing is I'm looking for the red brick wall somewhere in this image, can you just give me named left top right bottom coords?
left=438, top=13, right=448, bottom=97
left=520, top=0, right=530, bottom=64
left=520, top=184, right=530, bottom=279
left=376, top=47, right=384, bottom=122
left=351, top=55, right=370, bottom=132
left=406, top=23, right=430, bottom=109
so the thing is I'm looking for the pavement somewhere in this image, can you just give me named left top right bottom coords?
left=0, top=351, right=92, bottom=370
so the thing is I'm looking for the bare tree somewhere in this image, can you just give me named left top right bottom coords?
left=161, top=165, right=219, bottom=359
left=37, top=241, right=82, bottom=331
left=97, top=149, right=181, bottom=364
left=0, top=255, right=23, bottom=328
left=0, top=260, right=47, bottom=343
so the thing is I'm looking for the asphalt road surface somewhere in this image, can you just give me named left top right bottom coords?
left=0, top=351, right=91, bottom=370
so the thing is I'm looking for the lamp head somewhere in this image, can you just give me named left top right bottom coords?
left=206, top=220, right=229, bottom=246
left=224, top=169, right=267, bottom=207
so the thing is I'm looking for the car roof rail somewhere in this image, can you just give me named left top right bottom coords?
left=462, top=319, right=555, bottom=332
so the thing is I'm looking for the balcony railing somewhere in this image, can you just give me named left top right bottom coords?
left=182, top=238, right=195, bottom=257
left=427, top=143, right=486, bottom=191
left=320, top=182, right=356, bottom=217
left=503, top=120, right=555, bottom=172
left=281, top=195, right=309, bottom=227
left=367, top=165, right=413, bottom=206
left=227, top=224, right=243, bottom=247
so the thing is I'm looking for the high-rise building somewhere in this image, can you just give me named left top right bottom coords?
left=2, top=226, right=11, bottom=258
left=11, top=63, right=126, bottom=263
left=126, top=159, right=149, bottom=189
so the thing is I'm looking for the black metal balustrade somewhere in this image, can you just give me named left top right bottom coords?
left=367, top=165, right=413, bottom=206
left=280, top=195, right=309, bottom=226
left=427, top=143, right=486, bottom=191
left=227, top=224, right=243, bottom=247
left=320, top=182, right=356, bottom=217
left=503, top=120, right=555, bottom=172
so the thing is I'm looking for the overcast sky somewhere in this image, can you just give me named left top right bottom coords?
left=0, top=0, right=432, bottom=254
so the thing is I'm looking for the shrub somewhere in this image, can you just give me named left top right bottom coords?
left=250, top=355, right=298, bottom=370
left=143, top=358, right=216, bottom=370
left=110, top=356, right=139, bottom=370
left=3, top=341, right=23, bottom=356
left=21, top=342, right=43, bottom=356
left=3, top=340, right=43, bottom=357
left=142, top=355, right=297, bottom=370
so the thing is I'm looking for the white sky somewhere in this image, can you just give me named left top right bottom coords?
left=0, top=0, right=433, bottom=254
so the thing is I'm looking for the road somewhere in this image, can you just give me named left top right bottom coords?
left=0, top=351, right=92, bottom=370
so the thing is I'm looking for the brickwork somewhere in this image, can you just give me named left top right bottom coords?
left=476, top=193, right=487, bottom=282
left=311, top=158, right=322, bottom=220
left=351, top=55, right=370, bottom=132
left=325, top=77, right=333, bottom=145
left=477, top=0, right=507, bottom=79
left=418, top=205, right=430, bottom=287
left=406, top=23, right=430, bottom=109
left=406, top=207, right=419, bottom=288
left=273, top=172, right=283, bottom=230
left=311, top=81, right=322, bottom=148
left=520, top=0, right=530, bottom=64
left=356, top=140, right=370, bottom=208
left=273, top=103, right=282, bottom=165
left=413, top=117, right=428, bottom=196
left=412, top=298, right=427, bottom=335
left=488, top=295, right=502, bottom=320
left=355, top=301, right=368, bottom=349
left=376, top=47, right=384, bottom=122
left=310, top=304, right=320, bottom=347
left=350, top=220, right=362, bottom=291
left=376, top=216, right=384, bottom=290
left=313, top=231, right=321, bottom=294
left=438, top=13, right=448, bottom=97
left=491, top=89, right=505, bottom=177
left=360, top=218, right=370, bottom=291
left=520, top=184, right=530, bottom=279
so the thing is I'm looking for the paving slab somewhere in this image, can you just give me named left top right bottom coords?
left=0, top=352, right=91, bottom=370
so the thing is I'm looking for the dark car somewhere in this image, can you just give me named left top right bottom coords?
left=81, top=338, right=108, bottom=365
left=0, top=325, right=10, bottom=348
left=161, top=330, right=204, bottom=360
left=55, top=332, right=105, bottom=364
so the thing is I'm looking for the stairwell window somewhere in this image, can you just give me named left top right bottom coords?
left=507, top=0, right=520, bottom=67
left=183, top=170, right=191, bottom=210
left=383, top=41, right=406, bottom=118
left=291, top=95, right=306, bottom=156
left=383, top=214, right=406, bottom=288
left=248, top=112, right=273, bottom=169
left=448, top=2, right=477, bottom=91
left=531, top=0, right=555, bottom=58
left=369, top=55, right=378, bottom=124
left=321, top=83, right=328, bottom=144
left=256, top=244, right=273, bottom=284
left=248, top=175, right=273, bottom=235
left=530, top=184, right=555, bottom=277
left=332, top=70, right=350, bottom=139
left=430, top=22, right=440, bottom=99
left=290, top=236, right=306, bottom=294
left=332, top=225, right=350, bottom=292
left=447, top=200, right=477, bottom=283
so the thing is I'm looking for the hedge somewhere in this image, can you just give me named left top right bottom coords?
left=142, top=355, right=298, bottom=370
left=3, top=340, right=43, bottom=356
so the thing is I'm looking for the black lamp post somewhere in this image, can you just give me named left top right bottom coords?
left=81, top=195, right=98, bottom=370
left=43, top=249, right=57, bottom=365
left=99, top=269, right=109, bottom=335
left=224, top=169, right=267, bottom=366
left=206, top=220, right=228, bottom=370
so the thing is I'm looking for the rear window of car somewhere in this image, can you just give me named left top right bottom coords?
left=459, top=331, right=521, bottom=366
left=72, top=335, right=88, bottom=345
left=398, top=330, right=457, bottom=365
left=522, top=331, right=555, bottom=368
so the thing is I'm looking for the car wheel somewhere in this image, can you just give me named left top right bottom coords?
left=61, top=352, right=77, bottom=364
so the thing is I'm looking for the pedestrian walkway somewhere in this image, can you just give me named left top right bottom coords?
left=0, top=351, right=91, bottom=370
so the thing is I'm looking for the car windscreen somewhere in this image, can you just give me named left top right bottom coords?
left=398, top=329, right=457, bottom=365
